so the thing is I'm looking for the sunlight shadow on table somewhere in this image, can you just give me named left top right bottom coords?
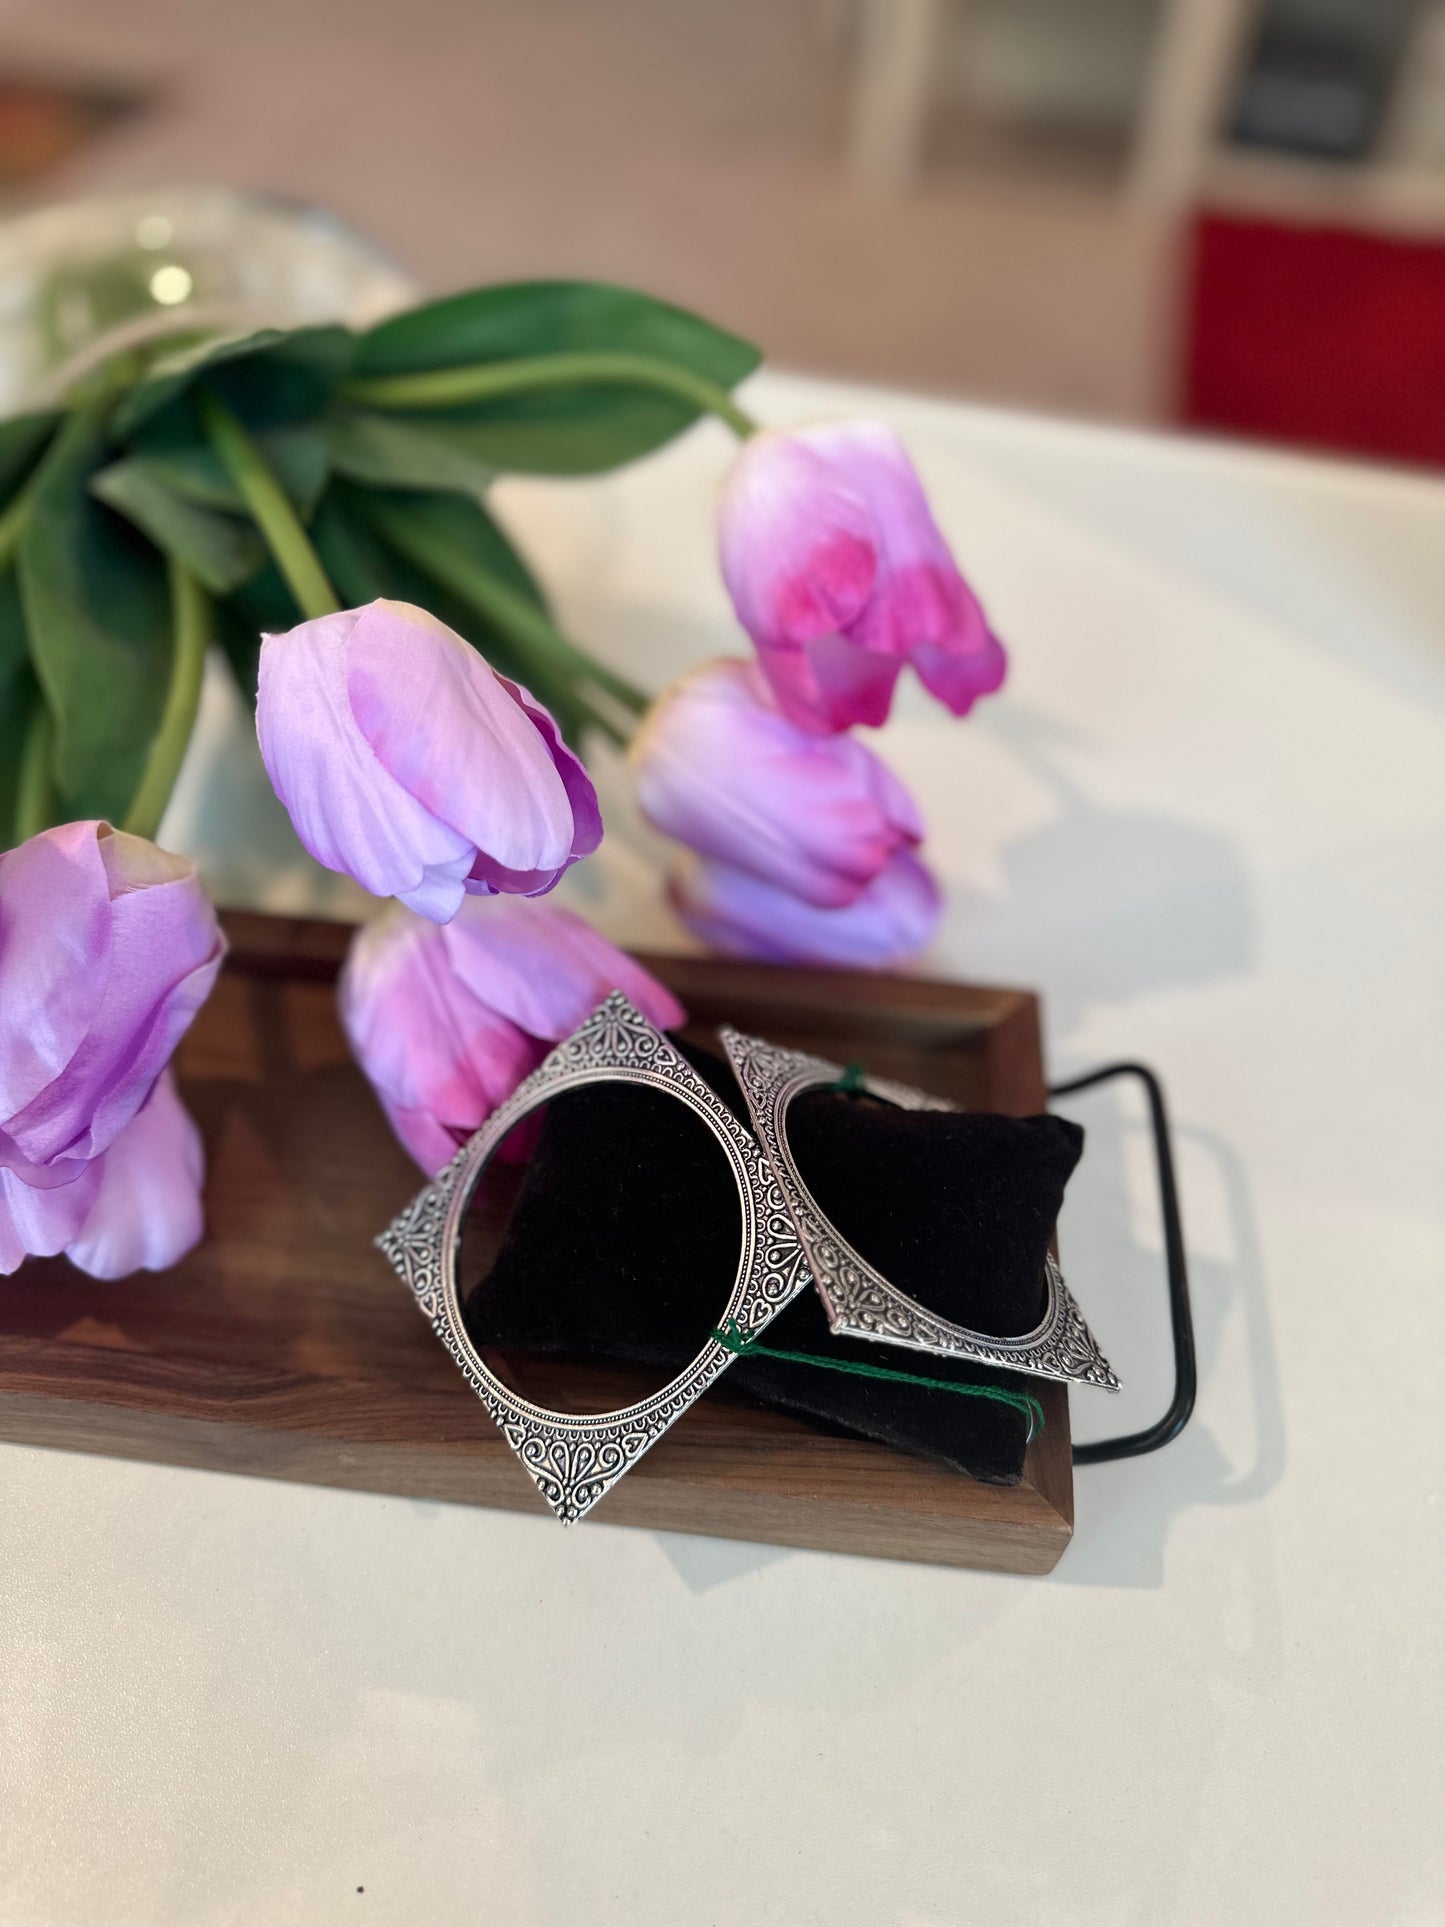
left=1050, top=1112, right=1285, bottom=1590
left=944, top=704, right=1259, bottom=1043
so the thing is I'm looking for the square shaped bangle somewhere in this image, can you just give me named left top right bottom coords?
left=720, top=1027, right=1120, bottom=1392
left=377, top=993, right=815, bottom=1524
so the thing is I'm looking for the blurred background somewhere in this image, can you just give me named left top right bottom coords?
left=3, top=0, right=1445, bottom=467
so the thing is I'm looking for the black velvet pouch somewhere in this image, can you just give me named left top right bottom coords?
left=464, top=1045, right=1083, bottom=1485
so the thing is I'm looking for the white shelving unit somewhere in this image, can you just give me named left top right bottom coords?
left=845, top=0, right=1445, bottom=235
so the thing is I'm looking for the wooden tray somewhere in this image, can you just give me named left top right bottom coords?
left=0, top=911, right=1073, bottom=1574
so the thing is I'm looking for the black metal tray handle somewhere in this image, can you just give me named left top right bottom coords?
left=1049, top=1062, right=1197, bottom=1465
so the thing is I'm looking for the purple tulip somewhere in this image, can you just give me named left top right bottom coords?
left=719, top=421, right=1006, bottom=734
left=257, top=599, right=603, bottom=924
left=1, top=1073, right=205, bottom=1279
left=340, top=896, right=686, bottom=1175
left=0, top=1158, right=100, bottom=1275
left=631, top=657, right=923, bottom=908
left=670, top=848, right=941, bottom=970
left=0, top=822, right=224, bottom=1192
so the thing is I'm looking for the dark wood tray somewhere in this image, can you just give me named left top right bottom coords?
left=0, top=911, right=1073, bottom=1574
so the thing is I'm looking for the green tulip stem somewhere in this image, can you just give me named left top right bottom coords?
left=344, top=351, right=759, bottom=439
left=351, top=493, right=650, bottom=742
left=14, top=702, right=56, bottom=842
left=198, top=389, right=340, bottom=620
left=122, top=558, right=210, bottom=842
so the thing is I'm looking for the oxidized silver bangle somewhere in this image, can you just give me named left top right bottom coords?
left=377, top=992, right=814, bottom=1524
left=720, top=1027, right=1120, bottom=1391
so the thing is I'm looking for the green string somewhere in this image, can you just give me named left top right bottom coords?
left=711, top=1319, right=1045, bottom=1438
left=828, top=1062, right=869, bottom=1094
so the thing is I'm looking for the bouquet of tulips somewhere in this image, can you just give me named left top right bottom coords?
left=0, top=279, right=1005, bottom=1280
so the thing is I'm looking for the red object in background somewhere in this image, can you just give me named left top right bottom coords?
left=0, top=75, right=144, bottom=183
left=1183, top=211, right=1445, bottom=470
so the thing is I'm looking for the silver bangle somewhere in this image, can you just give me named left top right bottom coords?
left=377, top=992, right=814, bottom=1524
left=720, top=1027, right=1120, bottom=1391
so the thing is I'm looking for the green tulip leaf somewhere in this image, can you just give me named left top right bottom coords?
left=0, top=565, right=27, bottom=684
left=355, top=281, right=759, bottom=383
left=113, top=324, right=355, bottom=439
left=91, top=458, right=265, bottom=595
left=347, top=483, right=548, bottom=612
left=0, top=410, right=60, bottom=504
left=311, top=483, right=584, bottom=743
left=353, top=281, right=759, bottom=473
left=18, top=410, right=171, bottom=821
left=124, top=408, right=329, bottom=516
left=323, top=404, right=497, bottom=495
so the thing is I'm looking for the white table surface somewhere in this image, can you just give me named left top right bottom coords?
left=3, top=372, right=1442, bottom=1926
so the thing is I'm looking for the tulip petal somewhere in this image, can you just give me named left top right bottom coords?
left=670, top=849, right=941, bottom=971
left=912, top=622, right=1008, bottom=716
left=257, top=607, right=478, bottom=916
left=341, top=896, right=685, bottom=1180
left=340, top=905, right=542, bottom=1175
left=345, top=603, right=582, bottom=882
left=767, top=633, right=903, bottom=735
left=63, top=1072, right=205, bottom=1280
left=340, top=907, right=537, bottom=1126
left=813, top=423, right=1009, bottom=710
left=36, top=828, right=222, bottom=1169
left=395, top=846, right=479, bottom=923
left=632, top=659, right=921, bottom=906
left=381, top=1095, right=479, bottom=1176
left=0, top=824, right=224, bottom=1185
left=720, top=419, right=1006, bottom=731
left=719, top=430, right=877, bottom=650
left=485, top=676, right=603, bottom=880
left=0, top=1159, right=101, bottom=1275
left=440, top=898, right=685, bottom=1041
left=0, top=821, right=113, bottom=1126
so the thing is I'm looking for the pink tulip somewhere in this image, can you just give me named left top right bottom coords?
left=0, top=822, right=224, bottom=1191
left=340, top=896, right=686, bottom=1175
left=631, top=657, right=923, bottom=908
left=257, top=599, right=602, bottom=924
left=719, top=421, right=1006, bottom=734
left=0, top=1073, right=205, bottom=1279
left=670, top=848, right=941, bottom=970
